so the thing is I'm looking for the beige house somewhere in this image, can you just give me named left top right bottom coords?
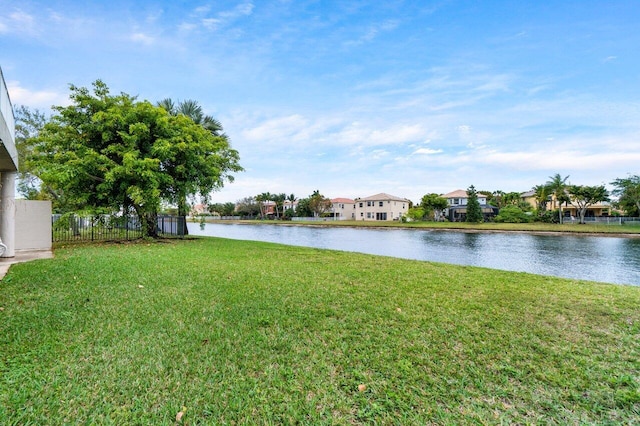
left=329, top=198, right=356, bottom=220
left=354, top=193, right=409, bottom=221
left=520, top=190, right=612, bottom=218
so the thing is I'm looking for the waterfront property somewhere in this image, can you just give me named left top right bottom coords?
left=329, top=197, right=356, bottom=220
left=520, top=190, right=612, bottom=219
left=353, top=193, right=410, bottom=221
left=441, top=189, right=499, bottom=222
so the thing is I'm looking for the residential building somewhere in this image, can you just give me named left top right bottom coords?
left=520, top=190, right=611, bottom=219
left=329, top=198, right=356, bottom=220
left=441, top=189, right=498, bottom=222
left=354, top=193, right=409, bottom=221
left=283, top=199, right=298, bottom=213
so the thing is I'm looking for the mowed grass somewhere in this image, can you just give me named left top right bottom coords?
left=1, top=238, right=639, bottom=424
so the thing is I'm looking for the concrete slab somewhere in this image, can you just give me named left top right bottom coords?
left=0, top=249, right=53, bottom=280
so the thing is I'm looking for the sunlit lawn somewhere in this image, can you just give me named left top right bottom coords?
left=1, top=238, right=639, bottom=424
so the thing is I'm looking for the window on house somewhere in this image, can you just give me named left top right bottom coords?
left=454, top=199, right=459, bottom=205
left=359, top=202, right=363, bottom=208
left=367, top=212, right=372, bottom=218
left=379, top=201, right=384, bottom=207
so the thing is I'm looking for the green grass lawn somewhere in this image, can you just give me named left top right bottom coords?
left=1, top=238, right=639, bottom=424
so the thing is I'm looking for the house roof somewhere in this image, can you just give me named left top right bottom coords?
left=441, top=189, right=489, bottom=199
left=331, top=198, right=355, bottom=203
left=520, top=190, right=536, bottom=197
left=441, top=189, right=468, bottom=199
left=358, top=193, right=408, bottom=202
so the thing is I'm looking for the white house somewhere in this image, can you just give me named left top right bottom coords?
left=329, top=198, right=355, bottom=220
left=354, top=193, right=409, bottom=221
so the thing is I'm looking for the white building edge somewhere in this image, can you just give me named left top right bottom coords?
left=0, top=67, right=18, bottom=257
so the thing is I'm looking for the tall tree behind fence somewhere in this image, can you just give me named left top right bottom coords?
left=52, top=215, right=186, bottom=242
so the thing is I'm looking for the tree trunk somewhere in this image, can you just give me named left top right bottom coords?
left=558, top=205, right=563, bottom=224
left=141, top=211, right=158, bottom=238
left=177, top=196, right=189, bottom=236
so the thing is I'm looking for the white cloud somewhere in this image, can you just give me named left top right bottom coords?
left=0, top=9, right=38, bottom=36
left=130, top=32, right=155, bottom=45
left=344, top=19, right=399, bottom=47
left=413, top=148, right=443, bottom=155
left=6, top=81, right=69, bottom=109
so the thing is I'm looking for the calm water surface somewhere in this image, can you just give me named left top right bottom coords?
left=188, top=223, right=640, bottom=286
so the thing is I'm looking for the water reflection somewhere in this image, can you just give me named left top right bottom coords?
left=188, top=223, right=640, bottom=286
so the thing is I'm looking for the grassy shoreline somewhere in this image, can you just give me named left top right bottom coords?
left=2, top=238, right=639, bottom=423
left=197, top=218, right=640, bottom=238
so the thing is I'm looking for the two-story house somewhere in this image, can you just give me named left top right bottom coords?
left=354, top=193, right=409, bottom=221
left=442, top=189, right=498, bottom=222
left=520, top=190, right=612, bottom=219
left=329, top=198, right=356, bottom=220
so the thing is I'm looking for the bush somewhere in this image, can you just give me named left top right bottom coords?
left=494, top=205, right=533, bottom=223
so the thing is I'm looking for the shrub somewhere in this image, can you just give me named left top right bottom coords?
left=494, top=205, right=533, bottom=223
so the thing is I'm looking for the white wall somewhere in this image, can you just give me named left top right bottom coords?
left=15, top=200, right=52, bottom=251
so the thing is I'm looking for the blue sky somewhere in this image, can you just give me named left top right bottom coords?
left=1, top=0, right=639, bottom=204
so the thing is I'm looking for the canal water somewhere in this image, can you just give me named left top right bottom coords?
left=188, top=223, right=640, bottom=286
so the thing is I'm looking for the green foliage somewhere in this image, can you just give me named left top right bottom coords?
left=406, top=207, right=425, bottom=221
left=546, top=173, right=571, bottom=224
left=611, top=175, right=640, bottom=217
left=308, top=190, right=332, bottom=217
left=208, top=202, right=236, bottom=216
left=494, top=205, right=533, bottom=223
left=568, top=184, right=609, bottom=224
left=420, top=193, right=448, bottom=221
left=30, top=81, right=242, bottom=236
left=234, top=197, right=260, bottom=217
left=465, top=185, right=483, bottom=223
left=295, top=197, right=312, bottom=217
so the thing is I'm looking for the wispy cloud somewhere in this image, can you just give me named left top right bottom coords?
left=343, top=19, right=399, bottom=47
left=0, top=9, right=38, bottom=36
left=6, top=81, right=69, bottom=109
left=181, top=2, right=254, bottom=32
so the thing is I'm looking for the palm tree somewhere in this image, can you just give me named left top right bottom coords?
left=273, top=193, right=286, bottom=219
left=545, top=173, right=570, bottom=224
left=533, top=184, right=550, bottom=212
left=256, top=192, right=273, bottom=220
left=158, top=98, right=225, bottom=137
left=156, top=98, right=228, bottom=233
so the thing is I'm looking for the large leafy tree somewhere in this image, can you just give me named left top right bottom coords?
left=13, top=106, right=59, bottom=203
left=157, top=98, right=230, bottom=233
left=308, top=190, right=332, bottom=217
left=465, top=185, right=483, bottom=223
left=31, top=80, right=242, bottom=237
left=545, top=173, right=570, bottom=224
left=568, top=185, right=609, bottom=224
left=420, top=193, right=449, bottom=221
left=611, top=175, right=640, bottom=217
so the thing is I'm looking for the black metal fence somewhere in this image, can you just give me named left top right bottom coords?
left=52, top=214, right=186, bottom=242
